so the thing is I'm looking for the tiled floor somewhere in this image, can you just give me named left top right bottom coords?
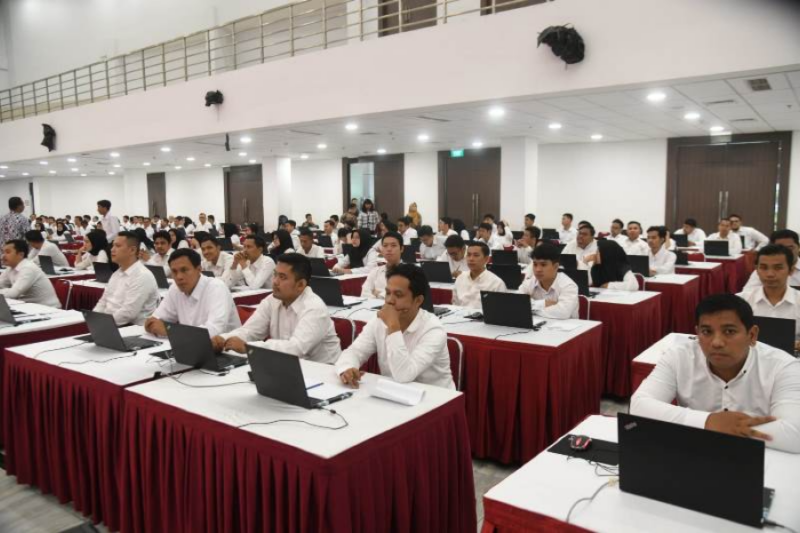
left=0, top=398, right=629, bottom=533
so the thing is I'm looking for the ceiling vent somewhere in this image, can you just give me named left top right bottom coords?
left=703, top=99, right=738, bottom=106
left=288, top=129, right=322, bottom=136
left=415, top=115, right=451, bottom=123
left=747, top=78, right=772, bottom=91
left=730, top=118, right=757, bottom=123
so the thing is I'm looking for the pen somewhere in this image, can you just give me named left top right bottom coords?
left=306, top=382, right=324, bottom=391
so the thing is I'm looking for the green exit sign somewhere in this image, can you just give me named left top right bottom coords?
left=450, top=149, right=465, bottom=158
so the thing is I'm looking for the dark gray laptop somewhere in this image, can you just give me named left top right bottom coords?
left=628, top=255, right=651, bottom=277
left=93, top=262, right=114, bottom=283
left=421, top=261, right=454, bottom=284
left=491, top=250, right=518, bottom=266
left=145, top=264, right=170, bottom=289
left=562, top=268, right=591, bottom=297
left=77, top=311, right=161, bottom=351
left=480, top=291, right=533, bottom=329
left=38, top=255, right=71, bottom=275
left=673, top=233, right=689, bottom=247
left=0, top=295, right=49, bottom=326
left=308, top=276, right=364, bottom=308
left=753, top=316, right=796, bottom=356
left=309, top=257, right=332, bottom=277
left=559, top=253, right=578, bottom=271
left=158, top=322, right=247, bottom=371
left=487, top=263, right=523, bottom=290
left=704, top=240, right=730, bottom=257
left=401, top=246, right=418, bottom=264
left=317, top=235, right=333, bottom=248
left=542, top=228, right=559, bottom=241
left=248, top=345, right=324, bottom=409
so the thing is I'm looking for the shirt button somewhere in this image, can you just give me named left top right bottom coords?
left=724, top=408, right=729, bottom=412
left=724, top=386, right=728, bottom=390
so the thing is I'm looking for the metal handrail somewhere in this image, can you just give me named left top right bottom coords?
left=0, top=0, right=551, bottom=123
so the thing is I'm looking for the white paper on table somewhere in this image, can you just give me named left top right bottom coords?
left=304, top=376, right=323, bottom=389
left=307, top=382, right=352, bottom=401
left=544, top=322, right=581, bottom=332
left=371, top=378, right=425, bottom=406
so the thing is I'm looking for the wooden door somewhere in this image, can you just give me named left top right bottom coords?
left=146, top=173, right=167, bottom=217
left=379, top=0, right=437, bottom=36
left=673, top=144, right=727, bottom=233
left=438, top=148, right=501, bottom=228
left=225, top=164, right=264, bottom=227
left=723, top=142, right=781, bottom=234
left=344, top=155, right=405, bottom=222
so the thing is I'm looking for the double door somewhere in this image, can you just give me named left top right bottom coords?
left=225, top=164, right=264, bottom=227
left=439, top=148, right=501, bottom=228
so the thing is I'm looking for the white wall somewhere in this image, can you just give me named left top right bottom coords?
left=123, top=169, right=149, bottom=216
left=786, top=132, right=800, bottom=231
left=163, top=167, right=226, bottom=220
left=31, top=175, right=125, bottom=217
left=0, top=1, right=10, bottom=90
left=404, top=152, right=438, bottom=227
left=536, top=139, right=668, bottom=230
left=290, top=158, right=343, bottom=225
left=0, top=178, right=33, bottom=216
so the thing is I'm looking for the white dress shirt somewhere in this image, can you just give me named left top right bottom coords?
left=559, top=227, right=577, bottom=243
left=334, top=249, right=379, bottom=274
left=194, top=222, right=214, bottom=233
left=420, top=242, right=445, bottom=261
left=146, top=250, right=173, bottom=277
left=631, top=339, right=800, bottom=454
left=705, top=232, right=743, bottom=255
left=518, top=272, right=579, bottom=319
left=322, top=232, right=339, bottom=247
left=0, top=258, right=60, bottom=307
left=29, top=241, right=69, bottom=267
left=222, top=287, right=341, bottom=364
left=335, top=309, right=454, bottom=389
left=733, top=227, right=769, bottom=251
left=452, top=269, right=506, bottom=309
left=401, top=227, right=418, bottom=245
left=100, top=213, right=121, bottom=240
left=153, top=276, right=241, bottom=337
left=561, top=239, right=598, bottom=267
left=486, top=234, right=506, bottom=251
left=230, top=255, right=275, bottom=289
left=516, top=246, right=533, bottom=265
left=434, top=229, right=457, bottom=248
left=75, top=249, right=109, bottom=270
left=436, top=251, right=467, bottom=276
left=587, top=268, right=639, bottom=291
left=675, top=227, right=707, bottom=245
left=201, top=251, right=234, bottom=281
left=744, top=265, right=800, bottom=290
left=361, top=263, right=393, bottom=299
left=94, top=261, right=160, bottom=325
left=618, top=237, right=649, bottom=256
left=648, top=247, right=676, bottom=275
left=739, top=287, right=800, bottom=340
left=297, top=244, right=325, bottom=259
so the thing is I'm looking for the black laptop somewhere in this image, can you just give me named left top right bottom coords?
left=421, top=261, right=454, bottom=284
left=401, top=246, right=418, bottom=264
left=317, top=235, right=333, bottom=248
left=248, top=345, right=325, bottom=409
left=308, top=276, right=364, bottom=308
left=704, top=240, right=730, bottom=257
left=64, top=232, right=75, bottom=244
left=201, top=271, right=215, bottom=277
left=542, top=228, right=559, bottom=241
left=408, top=238, right=421, bottom=252
left=77, top=311, right=161, bottom=351
left=559, top=253, right=578, bottom=271
left=675, top=250, right=689, bottom=266
left=628, top=255, right=651, bottom=277
left=487, top=263, right=523, bottom=290
left=753, top=316, right=796, bottom=356
left=145, top=264, right=170, bottom=289
left=0, top=295, right=49, bottom=326
left=619, top=413, right=773, bottom=528
left=159, top=322, right=247, bottom=371
left=511, top=230, right=523, bottom=241
left=93, top=261, right=114, bottom=283
left=218, top=238, right=234, bottom=252
left=309, top=257, right=333, bottom=277
left=38, top=255, right=71, bottom=275
left=673, top=233, right=689, bottom=248
left=491, top=250, right=518, bottom=266
left=480, top=291, right=533, bottom=329
left=562, top=268, right=591, bottom=297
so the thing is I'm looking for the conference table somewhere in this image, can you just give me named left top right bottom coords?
left=641, top=273, right=700, bottom=335
left=630, top=332, right=692, bottom=393
left=706, top=254, right=749, bottom=293
left=675, top=261, right=725, bottom=300
left=336, top=272, right=369, bottom=297
left=482, top=415, right=800, bottom=533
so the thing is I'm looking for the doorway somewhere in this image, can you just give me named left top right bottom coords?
left=146, top=173, right=167, bottom=217
left=438, top=148, right=501, bottom=228
left=225, top=164, right=265, bottom=228
left=343, top=154, right=405, bottom=222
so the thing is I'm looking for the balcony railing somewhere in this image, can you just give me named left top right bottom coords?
left=0, top=0, right=550, bottom=123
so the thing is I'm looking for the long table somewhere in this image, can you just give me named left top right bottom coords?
left=675, top=261, right=725, bottom=300
left=630, top=332, right=692, bottom=393
left=706, top=254, right=748, bottom=293
left=642, top=274, right=700, bottom=334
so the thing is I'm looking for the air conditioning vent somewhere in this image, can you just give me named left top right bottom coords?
left=704, top=99, right=738, bottom=106
left=730, top=118, right=757, bottom=123
left=415, top=115, right=451, bottom=123
left=288, top=129, right=322, bottom=136
left=747, top=78, right=771, bottom=91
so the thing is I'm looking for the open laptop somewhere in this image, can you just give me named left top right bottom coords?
left=562, top=268, right=591, bottom=297
left=480, top=291, right=533, bottom=329
left=309, top=257, right=333, bottom=277
left=248, top=345, right=326, bottom=409
left=559, top=253, right=578, bottom=271
left=218, top=238, right=234, bottom=252
left=704, top=240, right=730, bottom=257
left=542, top=228, right=559, bottom=241
left=408, top=238, right=421, bottom=252
left=158, top=322, right=247, bottom=371
left=0, top=295, right=49, bottom=326
left=618, top=413, right=773, bottom=528
left=673, top=233, right=689, bottom=248
left=491, top=250, right=518, bottom=266
left=317, top=235, right=333, bottom=248
left=675, top=250, right=689, bottom=266
left=487, top=263, right=523, bottom=290
left=93, top=261, right=114, bottom=283
left=421, top=261, right=454, bottom=284
left=401, top=246, right=418, bottom=264
left=753, top=316, right=796, bottom=356
left=64, top=232, right=75, bottom=243
left=628, top=254, right=651, bottom=277
left=38, top=255, right=72, bottom=275
left=145, top=264, right=170, bottom=290
left=511, top=230, right=523, bottom=241
left=76, top=311, right=162, bottom=351
left=201, top=271, right=215, bottom=277
left=308, top=276, right=364, bottom=308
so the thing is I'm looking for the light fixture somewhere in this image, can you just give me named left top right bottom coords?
left=377, top=148, right=387, bottom=154
left=0, top=175, right=4, bottom=178
left=300, top=154, right=309, bottom=160
left=472, top=141, right=484, bottom=148
left=709, top=125, right=725, bottom=133
left=591, top=134, right=603, bottom=140
left=248, top=159, right=257, bottom=164
left=646, top=91, right=666, bottom=102
left=22, top=172, right=29, bottom=176
left=81, top=173, right=87, bottom=177
left=48, top=170, right=56, bottom=174
left=684, top=112, right=701, bottom=121
left=110, top=152, right=120, bottom=158
left=67, top=158, right=76, bottom=163
left=549, top=123, right=562, bottom=130
left=0, top=165, right=7, bottom=169
left=174, top=166, right=182, bottom=170
left=240, top=136, right=252, bottom=144
left=143, top=162, right=151, bottom=166
left=488, top=106, right=506, bottom=118
left=204, top=163, right=211, bottom=168
left=71, top=167, right=79, bottom=172
left=39, top=161, right=48, bottom=165
left=160, top=147, right=171, bottom=153
left=317, top=143, right=327, bottom=150
left=238, top=152, right=247, bottom=157
left=417, top=134, right=430, bottom=142
left=345, top=122, right=358, bottom=131
left=186, top=157, right=195, bottom=162
left=108, top=171, right=115, bottom=175
left=113, top=164, right=121, bottom=168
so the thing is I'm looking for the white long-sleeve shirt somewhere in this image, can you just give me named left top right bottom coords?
left=0, top=259, right=60, bottom=307
left=420, top=242, right=445, bottom=261
left=361, top=263, right=394, bottom=299
left=518, top=272, right=579, bottom=319
left=705, top=232, right=743, bottom=256
left=618, top=237, right=649, bottom=256
left=587, top=268, right=639, bottom=291
left=152, top=276, right=241, bottom=337
left=561, top=239, right=598, bottom=267
left=201, top=252, right=234, bottom=285
left=29, top=241, right=69, bottom=268
left=335, top=309, right=454, bottom=389
left=296, top=244, right=325, bottom=259
left=146, top=250, right=172, bottom=277
left=631, top=340, right=800, bottom=454
left=648, top=247, right=676, bottom=275
left=733, top=226, right=769, bottom=251
left=75, top=249, right=109, bottom=270
left=452, top=269, right=506, bottom=309
left=100, top=212, right=121, bottom=240
left=222, top=287, right=341, bottom=364
left=436, top=251, right=467, bottom=276
left=674, top=227, right=707, bottom=245
left=744, top=265, right=800, bottom=290
left=401, top=228, right=418, bottom=245
left=334, top=248, right=380, bottom=274
left=738, top=286, right=800, bottom=340
left=559, top=227, right=577, bottom=243
left=94, top=261, right=160, bottom=325
left=229, top=255, right=275, bottom=289
left=516, top=246, right=533, bottom=265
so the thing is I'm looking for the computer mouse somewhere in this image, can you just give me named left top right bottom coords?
left=569, top=434, right=592, bottom=452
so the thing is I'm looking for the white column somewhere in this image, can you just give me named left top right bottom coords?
left=500, top=137, right=538, bottom=229
left=404, top=151, right=439, bottom=226
left=122, top=169, right=149, bottom=216
left=262, top=156, right=292, bottom=232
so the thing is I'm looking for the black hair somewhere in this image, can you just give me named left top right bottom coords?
left=770, top=229, right=800, bottom=246
left=270, top=230, right=294, bottom=257
left=86, top=230, right=109, bottom=257
left=496, top=221, right=507, bottom=236
left=578, top=223, right=595, bottom=236
left=612, top=218, right=624, bottom=228
left=222, top=223, right=238, bottom=239
left=5, top=239, right=27, bottom=256
left=305, top=213, right=312, bottom=218
left=117, top=231, right=141, bottom=250
left=184, top=217, right=194, bottom=227
left=168, top=248, right=202, bottom=268
left=386, top=263, right=429, bottom=299
left=478, top=222, right=493, bottom=232
left=337, top=227, right=350, bottom=238
left=729, top=213, right=742, bottom=220
left=382, top=221, right=398, bottom=233
left=153, top=230, right=171, bottom=244
left=684, top=218, right=698, bottom=228
left=330, top=215, right=340, bottom=222
left=347, top=228, right=373, bottom=268
left=591, top=240, right=631, bottom=287
left=398, top=216, right=412, bottom=226
left=97, top=199, right=111, bottom=210
left=532, top=242, right=561, bottom=263
left=647, top=226, right=667, bottom=240
left=483, top=213, right=495, bottom=221
left=563, top=213, right=573, bottom=221
left=245, top=234, right=267, bottom=250
left=197, top=233, right=219, bottom=247
left=361, top=199, right=374, bottom=211
left=525, top=213, right=536, bottom=221
left=628, top=221, right=642, bottom=230
left=324, top=219, right=335, bottom=227
left=439, top=217, right=453, bottom=228
left=757, top=244, right=795, bottom=268
left=418, top=225, right=434, bottom=238
left=381, top=230, right=404, bottom=247
left=169, top=228, right=187, bottom=250
left=24, top=230, right=44, bottom=243
left=286, top=219, right=297, bottom=228
left=468, top=241, right=491, bottom=257
left=8, top=197, right=23, bottom=211
left=444, top=235, right=465, bottom=249
left=453, top=219, right=466, bottom=234
left=277, top=252, right=312, bottom=283
left=246, top=223, right=260, bottom=234
left=695, top=294, right=754, bottom=330
left=298, top=228, right=314, bottom=238
left=524, top=226, right=541, bottom=240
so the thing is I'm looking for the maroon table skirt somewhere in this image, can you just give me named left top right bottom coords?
left=340, top=277, right=367, bottom=297
left=707, top=256, right=748, bottom=293
left=675, top=265, right=726, bottom=300
left=117, top=391, right=476, bottom=533
left=631, top=360, right=657, bottom=394
left=49, top=275, right=95, bottom=309
left=431, top=287, right=452, bottom=305
left=59, top=242, right=83, bottom=251
left=231, top=292, right=271, bottom=307
left=645, top=278, right=700, bottom=335
left=70, top=284, right=104, bottom=311
left=482, top=498, right=592, bottom=533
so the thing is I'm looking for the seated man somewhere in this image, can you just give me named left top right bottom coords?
left=229, top=235, right=276, bottom=289
left=559, top=213, right=577, bottom=243
left=25, top=230, right=69, bottom=267
left=609, top=218, right=625, bottom=241
left=296, top=228, right=325, bottom=259
left=434, top=217, right=457, bottom=247
left=361, top=231, right=403, bottom=299
left=144, top=249, right=241, bottom=338
left=561, top=223, right=598, bottom=267
left=516, top=226, right=540, bottom=265
left=212, top=253, right=341, bottom=363
left=336, top=263, right=454, bottom=389
left=744, top=230, right=800, bottom=289
left=518, top=242, right=579, bottom=319
left=674, top=217, right=707, bottom=247
left=738, top=244, right=800, bottom=348
left=141, top=230, right=173, bottom=277
left=419, top=225, right=444, bottom=260
left=397, top=216, right=418, bottom=245
left=476, top=223, right=504, bottom=251
left=452, top=241, right=506, bottom=309
left=194, top=212, right=214, bottom=233
left=322, top=219, right=339, bottom=246
left=705, top=217, right=743, bottom=255
left=619, top=221, right=649, bottom=256
left=285, top=219, right=301, bottom=250
left=729, top=214, right=769, bottom=251
left=647, top=225, right=676, bottom=275
left=197, top=233, right=234, bottom=286
left=0, top=239, right=61, bottom=307
left=94, top=232, right=160, bottom=325
left=437, top=234, right=468, bottom=278
left=631, top=294, right=800, bottom=454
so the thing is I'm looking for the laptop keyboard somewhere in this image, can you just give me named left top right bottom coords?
left=217, top=353, right=248, bottom=368
left=122, top=336, right=161, bottom=350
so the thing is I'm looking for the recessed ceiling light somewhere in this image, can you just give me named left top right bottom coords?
left=548, top=123, right=562, bottom=130
left=48, top=170, right=56, bottom=174
left=591, top=134, right=603, bottom=140
left=174, top=166, right=182, bottom=170
left=238, top=152, right=247, bottom=157
left=160, top=147, right=171, bottom=153
left=684, top=112, right=701, bottom=120
left=71, top=167, right=79, bottom=172
left=110, top=152, right=120, bottom=158
left=417, top=134, right=430, bottom=142
left=472, top=141, right=484, bottom=148
left=108, top=171, right=115, bottom=175
left=646, top=91, right=666, bottom=102
left=113, top=164, right=121, bottom=168
left=345, top=123, right=358, bottom=131
left=39, top=161, right=48, bottom=165
left=0, top=175, right=4, bottom=178
left=317, top=143, right=327, bottom=150
left=300, top=154, right=309, bottom=160
left=22, top=172, right=29, bottom=176
left=81, top=173, right=87, bottom=177
left=204, top=163, right=211, bottom=168
left=186, top=157, right=195, bottom=162
left=377, top=148, right=387, bottom=154
left=488, top=106, right=506, bottom=118
left=240, top=136, right=252, bottom=144
left=0, top=165, right=7, bottom=169
left=67, top=158, right=76, bottom=163
left=709, top=125, right=725, bottom=133
left=248, top=159, right=257, bottom=164
left=143, top=162, right=151, bottom=166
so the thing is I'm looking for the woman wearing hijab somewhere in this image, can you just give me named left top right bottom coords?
left=406, top=202, right=422, bottom=228
left=333, top=228, right=375, bottom=274
left=269, top=229, right=295, bottom=260
left=132, top=227, right=154, bottom=253
left=49, top=220, right=72, bottom=243
left=169, top=228, right=190, bottom=250
left=588, top=239, right=639, bottom=291
left=74, top=230, right=109, bottom=270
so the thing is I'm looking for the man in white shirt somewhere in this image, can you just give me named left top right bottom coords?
left=674, top=218, right=706, bottom=247
left=609, top=219, right=625, bottom=241
left=518, top=243, right=579, bottom=319
left=435, top=218, right=457, bottom=248
left=452, top=241, right=506, bottom=309
left=97, top=199, right=121, bottom=240
left=744, top=230, right=800, bottom=289
left=515, top=226, right=539, bottom=265
left=230, top=235, right=276, bottom=289
left=523, top=213, right=536, bottom=231
left=559, top=213, right=577, bottom=243
left=322, top=219, right=339, bottom=247
left=618, top=221, right=649, bottom=256
left=336, top=263, right=454, bottom=389
left=0, top=239, right=61, bottom=307
left=361, top=231, right=403, bottom=299
left=437, top=234, right=468, bottom=278
left=397, top=216, right=418, bottom=246
left=284, top=220, right=301, bottom=250
left=94, top=232, right=160, bottom=325
left=197, top=234, right=234, bottom=287
left=144, top=249, right=240, bottom=338
left=631, top=294, right=800, bottom=454
left=140, top=230, right=173, bottom=277
left=647, top=225, right=677, bottom=275
left=296, top=228, right=325, bottom=259
left=25, top=230, right=69, bottom=267
left=561, top=223, right=598, bottom=267
left=212, top=254, right=341, bottom=363
left=729, top=214, right=769, bottom=251
left=705, top=217, right=743, bottom=256
left=738, top=244, right=800, bottom=347
left=194, top=212, right=214, bottom=233
left=476, top=223, right=504, bottom=251
left=419, top=226, right=444, bottom=260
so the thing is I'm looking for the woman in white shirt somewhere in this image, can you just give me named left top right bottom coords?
left=169, top=228, right=190, bottom=250
left=495, top=221, right=514, bottom=248
left=74, top=230, right=110, bottom=270
left=48, top=221, right=72, bottom=243
left=333, top=228, right=374, bottom=274
left=453, top=219, right=471, bottom=242
left=587, top=239, right=639, bottom=291
left=268, top=229, right=296, bottom=260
